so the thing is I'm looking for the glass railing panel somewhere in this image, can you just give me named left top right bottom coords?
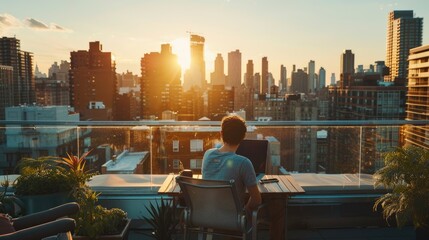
left=0, top=121, right=428, bottom=184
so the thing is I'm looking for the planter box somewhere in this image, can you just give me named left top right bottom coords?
left=18, top=191, right=73, bottom=214
left=73, top=219, right=131, bottom=240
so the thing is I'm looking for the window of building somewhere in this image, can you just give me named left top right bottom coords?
left=173, top=159, right=180, bottom=169
left=190, top=159, right=202, bottom=169
left=172, top=140, right=179, bottom=152
left=190, top=139, right=203, bottom=152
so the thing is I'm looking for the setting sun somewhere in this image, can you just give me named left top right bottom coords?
left=171, top=38, right=190, bottom=70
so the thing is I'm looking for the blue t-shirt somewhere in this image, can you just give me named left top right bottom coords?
left=202, top=148, right=257, bottom=202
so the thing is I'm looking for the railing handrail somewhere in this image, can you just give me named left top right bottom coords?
left=1, top=120, right=428, bottom=127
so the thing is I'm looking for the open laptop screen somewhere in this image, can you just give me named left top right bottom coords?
left=236, top=139, right=269, bottom=175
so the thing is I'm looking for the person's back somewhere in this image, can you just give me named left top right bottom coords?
left=201, top=115, right=261, bottom=214
left=202, top=148, right=255, bottom=201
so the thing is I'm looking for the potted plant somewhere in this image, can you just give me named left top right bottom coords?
left=143, top=197, right=180, bottom=240
left=0, top=177, right=24, bottom=217
left=59, top=152, right=130, bottom=240
left=13, top=156, right=73, bottom=214
left=373, top=145, right=429, bottom=239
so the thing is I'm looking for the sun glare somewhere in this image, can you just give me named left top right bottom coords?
left=171, top=38, right=190, bottom=70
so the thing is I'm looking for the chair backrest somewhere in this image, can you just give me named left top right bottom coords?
left=176, top=176, right=246, bottom=232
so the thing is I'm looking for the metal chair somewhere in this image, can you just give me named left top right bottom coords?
left=0, top=202, right=79, bottom=240
left=176, top=176, right=265, bottom=240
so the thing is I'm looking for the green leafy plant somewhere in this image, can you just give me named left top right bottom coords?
left=59, top=152, right=128, bottom=239
left=14, top=156, right=72, bottom=196
left=0, top=177, right=24, bottom=217
left=373, top=145, right=429, bottom=228
left=143, top=198, right=179, bottom=240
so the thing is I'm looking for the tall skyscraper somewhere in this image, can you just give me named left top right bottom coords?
left=405, top=45, right=429, bottom=150
left=210, top=53, right=225, bottom=85
left=0, top=65, right=13, bottom=120
left=340, top=49, right=355, bottom=87
left=244, top=60, right=255, bottom=120
left=245, top=60, right=254, bottom=89
left=184, top=35, right=206, bottom=91
left=385, top=10, right=423, bottom=82
left=140, top=44, right=182, bottom=120
left=330, top=73, right=336, bottom=85
left=318, top=67, right=326, bottom=89
left=227, top=49, right=241, bottom=89
left=308, top=60, right=315, bottom=92
left=0, top=37, right=35, bottom=107
left=261, top=57, right=268, bottom=94
left=280, top=65, right=287, bottom=93
left=70, top=41, right=117, bottom=120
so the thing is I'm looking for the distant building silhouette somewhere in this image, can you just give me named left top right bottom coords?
left=70, top=41, right=117, bottom=120
left=210, top=53, right=226, bottom=86
left=261, top=57, right=269, bottom=95
left=318, top=67, right=326, bottom=89
left=184, top=35, right=206, bottom=91
left=0, top=37, right=35, bottom=108
left=291, top=69, right=308, bottom=93
left=308, top=60, right=315, bottom=93
left=207, top=85, right=234, bottom=120
left=0, top=65, right=13, bottom=120
left=227, top=49, right=241, bottom=89
left=340, top=49, right=355, bottom=88
left=280, top=65, right=287, bottom=94
left=385, top=10, right=423, bottom=83
left=140, top=44, right=182, bottom=120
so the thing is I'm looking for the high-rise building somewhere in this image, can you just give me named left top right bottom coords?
left=184, top=35, right=206, bottom=91
left=330, top=73, right=336, bottom=85
left=227, top=50, right=241, bottom=88
left=261, top=57, right=268, bottom=94
left=385, top=10, right=423, bottom=82
left=245, top=60, right=254, bottom=89
left=405, top=45, right=429, bottom=150
left=70, top=41, right=117, bottom=120
left=207, top=85, right=234, bottom=120
left=210, top=54, right=225, bottom=86
left=318, top=67, right=326, bottom=89
left=308, top=60, right=315, bottom=92
left=291, top=69, right=308, bottom=93
left=280, top=65, right=287, bottom=93
left=140, top=44, right=182, bottom=120
left=35, top=78, right=70, bottom=106
left=0, top=37, right=35, bottom=107
left=0, top=65, right=13, bottom=120
left=340, top=49, right=355, bottom=87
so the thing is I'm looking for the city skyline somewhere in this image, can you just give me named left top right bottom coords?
left=1, top=0, right=429, bottom=84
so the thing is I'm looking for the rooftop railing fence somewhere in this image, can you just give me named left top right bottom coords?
left=1, top=120, right=428, bottom=178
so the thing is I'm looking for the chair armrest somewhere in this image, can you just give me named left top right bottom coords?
left=12, top=202, right=79, bottom=230
left=0, top=218, right=75, bottom=240
left=251, top=203, right=267, bottom=240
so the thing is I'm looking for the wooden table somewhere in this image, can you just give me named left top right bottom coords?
left=158, top=174, right=305, bottom=240
left=158, top=174, right=305, bottom=197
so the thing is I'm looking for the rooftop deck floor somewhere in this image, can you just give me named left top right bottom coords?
left=128, top=226, right=415, bottom=240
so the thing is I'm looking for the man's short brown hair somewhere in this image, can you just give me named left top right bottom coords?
left=221, top=115, right=247, bottom=145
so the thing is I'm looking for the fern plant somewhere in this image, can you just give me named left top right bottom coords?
left=373, top=145, right=429, bottom=228
left=143, top=198, right=179, bottom=240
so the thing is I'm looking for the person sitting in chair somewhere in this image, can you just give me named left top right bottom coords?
left=202, top=115, right=285, bottom=240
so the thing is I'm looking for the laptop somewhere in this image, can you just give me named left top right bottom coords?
left=236, top=139, right=269, bottom=180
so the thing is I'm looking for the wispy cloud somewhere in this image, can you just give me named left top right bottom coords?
left=24, top=18, right=71, bottom=32
left=0, top=13, right=21, bottom=30
left=0, top=13, right=71, bottom=33
left=25, top=18, right=49, bottom=29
